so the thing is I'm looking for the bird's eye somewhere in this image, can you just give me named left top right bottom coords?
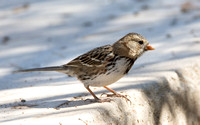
left=138, top=41, right=144, bottom=45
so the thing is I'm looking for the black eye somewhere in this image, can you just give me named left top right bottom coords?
left=138, top=41, right=144, bottom=45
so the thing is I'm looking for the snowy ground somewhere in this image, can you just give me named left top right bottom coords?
left=0, top=0, right=200, bottom=124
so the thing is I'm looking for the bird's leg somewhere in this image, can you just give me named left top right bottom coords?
left=86, top=86, right=111, bottom=103
left=55, top=86, right=110, bottom=109
left=86, top=86, right=99, bottom=100
left=104, top=86, right=118, bottom=95
left=103, top=86, right=131, bottom=103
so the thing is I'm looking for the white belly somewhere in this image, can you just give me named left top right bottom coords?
left=83, top=58, right=131, bottom=87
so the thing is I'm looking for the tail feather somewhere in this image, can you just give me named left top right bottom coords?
left=13, top=66, right=67, bottom=73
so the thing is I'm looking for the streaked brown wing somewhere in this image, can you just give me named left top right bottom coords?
left=65, top=45, right=114, bottom=68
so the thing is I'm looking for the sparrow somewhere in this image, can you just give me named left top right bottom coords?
left=14, top=33, right=154, bottom=102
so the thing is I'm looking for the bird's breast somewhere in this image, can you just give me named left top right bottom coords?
left=82, top=57, right=134, bottom=87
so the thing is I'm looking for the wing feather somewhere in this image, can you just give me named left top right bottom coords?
left=65, top=45, right=114, bottom=67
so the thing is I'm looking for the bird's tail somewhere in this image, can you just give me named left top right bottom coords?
left=13, top=66, right=67, bottom=73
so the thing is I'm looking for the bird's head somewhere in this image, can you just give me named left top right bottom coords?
left=113, top=33, right=154, bottom=59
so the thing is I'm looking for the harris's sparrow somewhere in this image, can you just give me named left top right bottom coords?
left=14, top=33, right=154, bottom=102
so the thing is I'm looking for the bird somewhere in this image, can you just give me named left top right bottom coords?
left=14, top=33, right=154, bottom=103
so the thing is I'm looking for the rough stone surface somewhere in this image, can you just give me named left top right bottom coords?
left=0, top=0, right=200, bottom=125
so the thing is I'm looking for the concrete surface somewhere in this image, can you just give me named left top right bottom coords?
left=0, top=0, right=200, bottom=125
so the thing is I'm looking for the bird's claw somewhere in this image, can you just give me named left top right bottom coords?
left=101, top=93, right=131, bottom=104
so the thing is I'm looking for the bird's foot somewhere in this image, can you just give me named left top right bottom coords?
left=101, top=93, right=131, bottom=103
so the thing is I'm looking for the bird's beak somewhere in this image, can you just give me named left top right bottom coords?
left=145, top=45, right=155, bottom=51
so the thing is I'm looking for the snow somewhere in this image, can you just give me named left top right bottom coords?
left=0, top=0, right=200, bottom=124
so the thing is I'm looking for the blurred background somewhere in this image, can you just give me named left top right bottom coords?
left=0, top=0, right=200, bottom=89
